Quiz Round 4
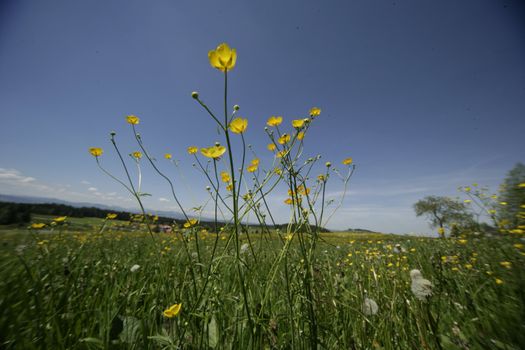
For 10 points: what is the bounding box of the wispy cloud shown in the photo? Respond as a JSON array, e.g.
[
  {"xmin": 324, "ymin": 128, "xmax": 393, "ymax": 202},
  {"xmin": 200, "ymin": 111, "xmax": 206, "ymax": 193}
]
[{"xmin": 0, "ymin": 168, "xmax": 36, "ymax": 183}]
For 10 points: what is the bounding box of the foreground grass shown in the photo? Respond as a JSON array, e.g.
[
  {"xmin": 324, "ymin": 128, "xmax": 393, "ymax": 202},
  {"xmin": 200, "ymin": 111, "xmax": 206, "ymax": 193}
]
[{"xmin": 0, "ymin": 226, "xmax": 524, "ymax": 349}]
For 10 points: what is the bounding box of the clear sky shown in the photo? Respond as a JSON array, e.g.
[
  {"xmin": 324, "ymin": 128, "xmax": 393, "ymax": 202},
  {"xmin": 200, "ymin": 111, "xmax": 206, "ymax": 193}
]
[{"xmin": 1, "ymin": 0, "xmax": 524, "ymax": 235}]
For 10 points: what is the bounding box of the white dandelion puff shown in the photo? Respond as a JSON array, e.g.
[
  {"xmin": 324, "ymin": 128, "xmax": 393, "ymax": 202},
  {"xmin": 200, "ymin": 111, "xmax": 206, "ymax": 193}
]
[
  {"xmin": 130, "ymin": 264, "xmax": 140, "ymax": 273},
  {"xmin": 362, "ymin": 297, "xmax": 379, "ymax": 316},
  {"xmin": 410, "ymin": 269, "xmax": 433, "ymax": 300}
]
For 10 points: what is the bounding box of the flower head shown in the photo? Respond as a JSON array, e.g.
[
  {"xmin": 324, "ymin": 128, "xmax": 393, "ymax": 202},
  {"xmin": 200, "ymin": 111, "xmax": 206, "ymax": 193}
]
[
  {"xmin": 342, "ymin": 157, "xmax": 353, "ymax": 165},
  {"xmin": 292, "ymin": 119, "xmax": 305, "ymax": 129},
  {"xmin": 163, "ymin": 303, "xmax": 182, "ymax": 318},
  {"xmin": 267, "ymin": 116, "xmax": 283, "ymax": 127},
  {"xmin": 126, "ymin": 115, "xmax": 140, "ymax": 125},
  {"xmin": 229, "ymin": 117, "xmax": 248, "ymax": 134},
  {"xmin": 410, "ymin": 269, "xmax": 433, "ymax": 301},
  {"xmin": 53, "ymin": 216, "xmax": 67, "ymax": 223},
  {"xmin": 362, "ymin": 297, "xmax": 379, "ymax": 316},
  {"xmin": 183, "ymin": 219, "xmax": 198, "ymax": 228},
  {"xmin": 297, "ymin": 131, "xmax": 305, "ymax": 140},
  {"xmin": 106, "ymin": 213, "xmax": 118, "ymax": 220},
  {"xmin": 132, "ymin": 151, "xmax": 142, "ymax": 159},
  {"xmin": 30, "ymin": 223, "xmax": 46, "ymax": 230},
  {"xmin": 200, "ymin": 145, "xmax": 226, "ymax": 159},
  {"xmin": 309, "ymin": 107, "xmax": 321, "ymax": 117},
  {"xmin": 278, "ymin": 134, "xmax": 291, "ymax": 145},
  {"xmin": 208, "ymin": 43, "xmax": 237, "ymax": 72},
  {"xmin": 267, "ymin": 143, "xmax": 276, "ymax": 152},
  {"xmin": 220, "ymin": 171, "xmax": 231, "ymax": 183},
  {"xmin": 164, "ymin": 153, "xmax": 172, "ymax": 159},
  {"xmin": 89, "ymin": 147, "xmax": 103, "ymax": 157},
  {"xmin": 247, "ymin": 164, "xmax": 258, "ymax": 173},
  {"xmin": 187, "ymin": 146, "xmax": 198, "ymax": 155}
]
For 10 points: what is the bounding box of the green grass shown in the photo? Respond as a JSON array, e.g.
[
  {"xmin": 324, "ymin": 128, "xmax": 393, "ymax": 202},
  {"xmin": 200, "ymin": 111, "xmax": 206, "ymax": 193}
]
[{"xmin": 0, "ymin": 220, "xmax": 524, "ymax": 349}]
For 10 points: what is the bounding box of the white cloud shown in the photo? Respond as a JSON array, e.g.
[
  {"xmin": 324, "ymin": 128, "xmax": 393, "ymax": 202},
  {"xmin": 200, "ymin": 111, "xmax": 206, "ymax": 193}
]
[
  {"xmin": 81, "ymin": 180, "xmax": 91, "ymax": 185},
  {"xmin": 159, "ymin": 197, "xmax": 170, "ymax": 202},
  {"xmin": 87, "ymin": 187, "xmax": 98, "ymax": 192},
  {"xmin": 0, "ymin": 168, "xmax": 36, "ymax": 183}
]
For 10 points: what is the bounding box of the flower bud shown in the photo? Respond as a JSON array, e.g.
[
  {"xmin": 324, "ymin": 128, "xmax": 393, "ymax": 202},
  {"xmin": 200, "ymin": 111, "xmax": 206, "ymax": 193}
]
[
  {"xmin": 325, "ymin": 162, "xmax": 332, "ymax": 168},
  {"xmin": 191, "ymin": 91, "xmax": 199, "ymax": 99},
  {"xmin": 110, "ymin": 131, "xmax": 116, "ymax": 136},
  {"xmin": 233, "ymin": 105, "xmax": 240, "ymax": 111}
]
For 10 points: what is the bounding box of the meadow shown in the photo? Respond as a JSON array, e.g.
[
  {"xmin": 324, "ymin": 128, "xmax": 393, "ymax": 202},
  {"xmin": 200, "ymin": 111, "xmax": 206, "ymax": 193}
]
[
  {"xmin": 2, "ymin": 42, "xmax": 523, "ymax": 350},
  {"xmin": 1, "ymin": 217, "xmax": 524, "ymax": 349}
]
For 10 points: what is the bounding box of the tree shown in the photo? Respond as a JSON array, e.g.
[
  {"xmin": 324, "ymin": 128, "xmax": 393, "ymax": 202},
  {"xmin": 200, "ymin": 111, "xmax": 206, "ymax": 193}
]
[
  {"xmin": 414, "ymin": 196, "xmax": 474, "ymax": 237},
  {"xmin": 498, "ymin": 163, "xmax": 525, "ymax": 229}
]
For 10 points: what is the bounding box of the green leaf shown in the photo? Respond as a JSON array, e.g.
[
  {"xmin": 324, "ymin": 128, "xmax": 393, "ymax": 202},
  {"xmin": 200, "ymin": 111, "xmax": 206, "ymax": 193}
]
[{"xmin": 208, "ymin": 316, "xmax": 219, "ymax": 348}]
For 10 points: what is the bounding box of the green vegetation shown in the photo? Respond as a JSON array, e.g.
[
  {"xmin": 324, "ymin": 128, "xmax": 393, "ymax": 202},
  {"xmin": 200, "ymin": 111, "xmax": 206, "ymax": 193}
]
[
  {"xmin": 498, "ymin": 163, "xmax": 525, "ymax": 228},
  {"xmin": 1, "ymin": 219, "xmax": 524, "ymax": 349}
]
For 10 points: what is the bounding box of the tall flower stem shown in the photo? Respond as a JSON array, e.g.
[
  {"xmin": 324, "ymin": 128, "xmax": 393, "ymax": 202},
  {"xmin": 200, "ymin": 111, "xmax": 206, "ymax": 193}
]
[{"xmin": 222, "ymin": 70, "xmax": 254, "ymax": 334}]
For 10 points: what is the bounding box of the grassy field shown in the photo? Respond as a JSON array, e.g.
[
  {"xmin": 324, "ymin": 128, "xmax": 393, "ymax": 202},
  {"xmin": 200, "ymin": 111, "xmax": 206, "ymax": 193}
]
[{"xmin": 0, "ymin": 218, "xmax": 524, "ymax": 349}]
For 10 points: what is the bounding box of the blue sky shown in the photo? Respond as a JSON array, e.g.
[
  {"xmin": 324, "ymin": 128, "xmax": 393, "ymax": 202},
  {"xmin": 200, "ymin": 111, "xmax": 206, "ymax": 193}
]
[{"xmin": 1, "ymin": 0, "xmax": 524, "ymax": 234}]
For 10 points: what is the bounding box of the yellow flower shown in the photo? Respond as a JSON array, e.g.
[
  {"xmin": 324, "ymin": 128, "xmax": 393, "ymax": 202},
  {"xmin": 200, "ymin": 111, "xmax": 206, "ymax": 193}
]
[
  {"xmin": 132, "ymin": 151, "xmax": 142, "ymax": 159},
  {"xmin": 187, "ymin": 146, "xmax": 198, "ymax": 155},
  {"xmin": 342, "ymin": 157, "xmax": 353, "ymax": 165},
  {"xmin": 30, "ymin": 223, "xmax": 46, "ymax": 229},
  {"xmin": 317, "ymin": 174, "xmax": 326, "ymax": 182},
  {"xmin": 518, "ymin": 183, "xmax": 525, "ymax": 188},
  {"xmin": 247, "ymin": 164, "xmax": 258, "ymax": 173},
  {"xmin": 276, "ymin": 150, "xmax": 288, "ymax": 158},
  {"xmin": 278, "ymin": 134, "xmax": 290, "ymax": 145},
  {"xmin": 229, "ymin": 117, "xmax": 248, "ymax": 134},
  {"xmin": 464, "ymin": 187, "xmax": 471, "ymax": 192},
  {"xmin": 487, "ymin": 209, "xmax": 496, "ymax": 215},
  {"xmin": 292, "ymin": 119, "xmax": 305, "ymax": 129},
  {"xmin": 457, "ymin": 239, "xmax": 468, "ymax": 245},
  {"xmin": 513, "ymin": 243, "xmax": 523, "ymax": 249},
  {"xmin": 89, "ymin": 147, "xmax": 103, "ymax": 157},
  {"xmin": 226, "ymin": 183, "xmax": 233, "ymax": 191},
  {"xmin": 267, "ymin": 143, "xmax": 276, "ymax": 152},
  {"xmin": 53, "ymin": 216, "xmax": 67, "ymax": 223},
  {"xmin": 495, "ymin": 278, "xmax": 504, "ymax": 285},
  {"xmin": 208, "ymin": 43, "xmax": 237, "ymax": 72},
  {"xmin": 274, "ymin": 168, "xmax": 282, "ymax": 175},
  {"xmin": 164, "ymin": 153, "xmax": 172, "ymax": 159},
  {"xmin": 250, "ymin": 158, "xmax": 260, "ymax": 166},
  {"xmin": 297, "ymin": 131, "xmax": 305, "ymax": 140},
  {"xmin": 285, "ymin": 233, "xmax": 293, "ymax": 241},
  {"xmin": 500, "ymin": 202, "xmax": 508, "ymax": 206},
  {"xmin": 464, "ymin": 199, "xmax": 472, "ymax": 204},
  {"xmin": 126, "ymin": 115, "xmax": 140, "ymax": 125},
  {"xmin": 500, "ymin": 261, "xmax": 512, "ymax": 269},
  {"xmin": 220, "ymin": 171, "xmax": 231, "ymax": 183},
  {"xmin": 438, "ymin": 227, "xmax": 445, "ymax": 235},
  {"xmin": 163, "ymin": 303, "xmax": 182, "ymax": 318},
  {"xmin": 284, "ymin": 198, "xmax": 293, "ymax": 205},
  {"xmin": 106, "ymin": 213, "xmax": 118, "ymax": 220},
  {"xmin": 183, "ymin": 219, "xmax": 198, "ymax": 228},
  {"xmin": 309, "ymin": 107, "xmax": 321, "ymax": 117},
  {"xmin": 297, "ymin": 185, "xmax": 310, "ymax": 196},
  {"xmin": 200, "ymin": 145, "xmax": 226, "ymax": 159},
  {"xmin": 266, "ymin": 116, "xmax": 283, "ymax": 127}
]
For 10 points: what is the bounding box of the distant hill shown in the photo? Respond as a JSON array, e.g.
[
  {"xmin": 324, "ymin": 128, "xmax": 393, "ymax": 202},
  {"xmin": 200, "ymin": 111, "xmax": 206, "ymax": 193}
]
[
  {"xmin": 346, "ymin": 228, "xmax": 380, "ymax": 233},
  {"xmin": 0, "ymin": 194, "xmax": 185, "ymax": 220}
]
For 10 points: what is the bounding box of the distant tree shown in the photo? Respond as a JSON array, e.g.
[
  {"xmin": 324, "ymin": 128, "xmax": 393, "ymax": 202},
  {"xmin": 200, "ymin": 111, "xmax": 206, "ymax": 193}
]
[
  {"xmin": 414, "ymin": 196, "xmax": 474, "ymax": 237},
  {"xmin": 498, "ymin": 163, "xmax": 525, "ymax": 229}
]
